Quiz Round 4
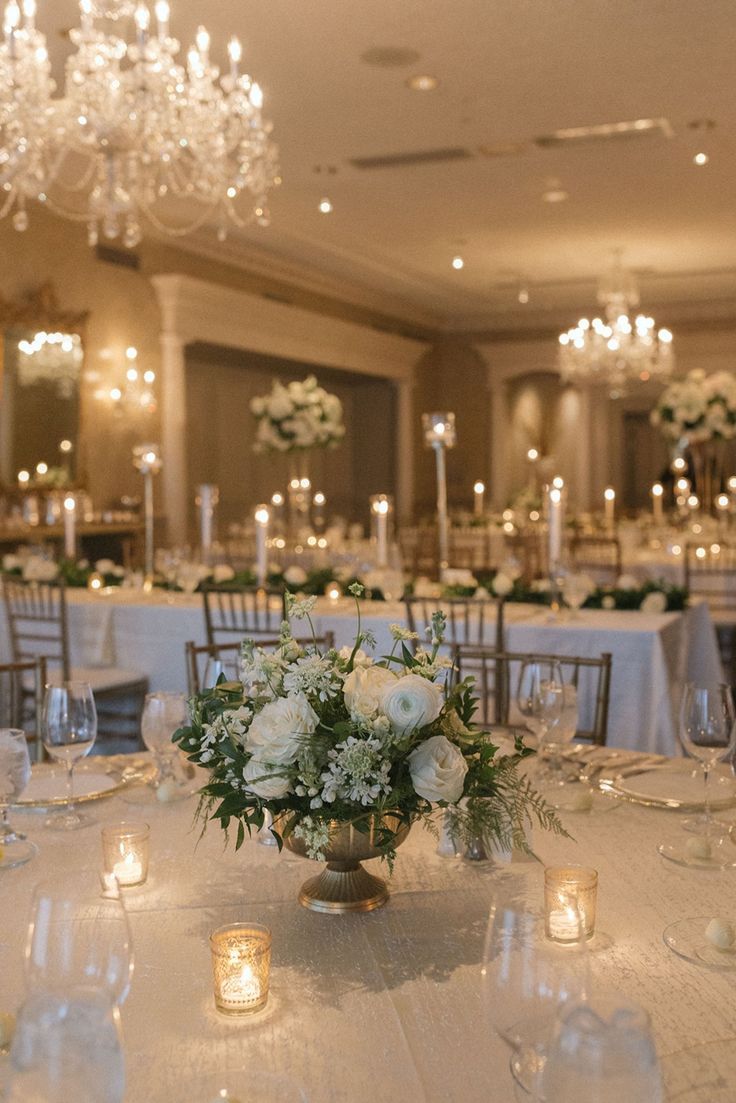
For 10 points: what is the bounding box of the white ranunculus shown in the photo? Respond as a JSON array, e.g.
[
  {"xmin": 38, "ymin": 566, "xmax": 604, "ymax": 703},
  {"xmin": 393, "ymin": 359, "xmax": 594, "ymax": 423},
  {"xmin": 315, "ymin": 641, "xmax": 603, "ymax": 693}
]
[
  {"xmin": 640, "ymin": 590, "xmax": 667, "ymax": 614},
  {"xmin": 245, "ymin": 693, "xmax": 318, "ymax": 765},
  {"xmin": 95, "ymin": 558, "xmax": 116, "ymax": 574},
  {"xmin": 243, "ymin": 757, "xmax": 292, "ymax": 799},
  {"xmin": 343, "ymin": 665, "xmax": 397, "ymax": 718},
  {"xmin": 268, "ymin": 389, "xmax": 294, "ymax": 420},
  {"xmin": 382, "ymin": 673, "xmax": 443, "ymax": 735},
  {"xmin": 284, "ymin": 565, "xmax": 308, "ymax": 586},
  {"xmin": 491, "ymin": 571, "xmax": 514, "ymax": 596},
  {"xmin": 602, "ymin": 594, "xmax": 616, "ymax": 609},
  {"xmin": 408, "ymin": 735, "xmax": 468, "ymax": 803}
]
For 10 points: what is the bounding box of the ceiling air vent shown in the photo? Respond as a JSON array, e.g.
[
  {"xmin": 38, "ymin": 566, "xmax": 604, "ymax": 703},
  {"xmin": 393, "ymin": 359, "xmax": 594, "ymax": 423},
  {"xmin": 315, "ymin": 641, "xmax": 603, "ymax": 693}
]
[
  {"xmin": 348, "ymin": 147, "xmax": 471, "ymax": 170},
  {"xmin": 535, "ymin": 117, "xmax": 673, "ymax": 149}
]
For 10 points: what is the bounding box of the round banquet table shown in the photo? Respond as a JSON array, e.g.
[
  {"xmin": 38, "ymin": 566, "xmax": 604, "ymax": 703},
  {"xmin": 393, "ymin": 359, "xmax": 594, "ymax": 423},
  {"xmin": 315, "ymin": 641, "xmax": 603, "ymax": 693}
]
[{"xmin": 2, "ymin": 755, "xmax": 736, "ymax": 1102}]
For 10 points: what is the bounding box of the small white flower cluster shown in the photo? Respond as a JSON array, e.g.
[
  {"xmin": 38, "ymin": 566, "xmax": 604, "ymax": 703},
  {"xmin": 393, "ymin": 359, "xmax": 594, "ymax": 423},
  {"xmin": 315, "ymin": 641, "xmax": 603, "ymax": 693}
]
[
  {"xmin": 250, "ymin": 374, "xmax": 345, "ymax": 453},
  {"xmin": 320, "ymin": 736, "xmax": 392, "ymax": 806},
  {"xmin": 651, "ymin": 369, "xmax": 736, "ymax": 444},
  {"xmin": 292, "ymin": 816, "xmax": 332, "ymax": 862},
  {"xmin": 283, "ymin": 654, "xmax": 343, "ymax": 703}
]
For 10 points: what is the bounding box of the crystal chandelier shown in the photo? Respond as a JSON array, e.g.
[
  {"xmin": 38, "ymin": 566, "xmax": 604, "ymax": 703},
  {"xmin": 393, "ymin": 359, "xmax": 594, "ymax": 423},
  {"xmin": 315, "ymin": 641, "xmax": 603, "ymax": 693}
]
[
  {"xmin": 558, "ymin": 255, "xmax": 674, "ymax": 395},
  {"xmin": 0, "ymin": 0, "xmax": 279, "ymax": 247}
]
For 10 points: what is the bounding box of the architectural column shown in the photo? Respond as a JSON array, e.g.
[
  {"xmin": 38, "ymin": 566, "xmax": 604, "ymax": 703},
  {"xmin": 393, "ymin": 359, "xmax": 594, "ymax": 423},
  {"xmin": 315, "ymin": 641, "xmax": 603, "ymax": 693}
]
[
  {"xmin": 489, "ymin": 378, "xmax": 510, "ymax": 508},
  {"xmin": 394, "ymin": 376, "xmax": 415, "ymax": 522},
  {"xmin": 159, "ymin": 331, "xmax": 188, "ymax": 545}
]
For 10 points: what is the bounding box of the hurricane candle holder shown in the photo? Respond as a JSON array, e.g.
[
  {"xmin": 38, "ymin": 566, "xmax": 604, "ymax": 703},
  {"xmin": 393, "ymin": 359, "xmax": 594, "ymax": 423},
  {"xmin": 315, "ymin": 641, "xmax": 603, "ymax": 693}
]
[
  {"xmin": 210, "ymin": 923, "xmax": 271, "ymax": 1015},
  {"xmin": 544, "ymin": 865, "xmax": 598, "ymax": 942},
  {"xmin": 101, "ymin": 822, "xmax": 150, "ymax": 887},
  {"xmin": 422, "ymin": 412, "xmax": 456, "ymax": 577}
]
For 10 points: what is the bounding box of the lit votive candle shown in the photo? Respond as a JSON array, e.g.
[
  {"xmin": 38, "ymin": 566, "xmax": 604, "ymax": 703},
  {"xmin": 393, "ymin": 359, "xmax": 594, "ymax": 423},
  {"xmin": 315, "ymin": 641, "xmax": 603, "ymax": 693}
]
[
  {"xmin": 210, "ymin": 923, "xmax": 271, "ymax": 1015},
  {"xmin": 102, "ymin": 822, "xmax": 150, "ymax": 887},
  {"xmin": 544, "ymin": 866, "xmax": 598, "ymax": 942}
]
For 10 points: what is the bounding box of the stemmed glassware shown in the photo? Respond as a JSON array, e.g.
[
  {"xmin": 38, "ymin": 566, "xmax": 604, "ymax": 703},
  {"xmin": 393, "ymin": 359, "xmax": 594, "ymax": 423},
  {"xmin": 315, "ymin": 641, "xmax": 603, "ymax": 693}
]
[
  {"xmin": 42, "ymin": 682, "xmax": 97, "ymax": 830},
  {"xmin": 516, "ymin": 660, "xmax": 564, "ymax": 780},
  {"xmin": 481, "ymin": 875, "xmax": 589, "ymax": 1098},
  {"xmin": 0, "ymin": 728, "xmax": 36, "ymax": 869},
  {"xmin": 127, "ymin": 691, "xmax": 192, "ymax": 803},
  {"xmin": 658, "ymin": 684, "xmax": 736, "ymax": 869},
  {"xmin": 25, "ymin": 869, "xmax": 134, "ymax": 1007},
  {"xmin": 561, "ymin": 571, "xmax": 593, "ymax": 619}
]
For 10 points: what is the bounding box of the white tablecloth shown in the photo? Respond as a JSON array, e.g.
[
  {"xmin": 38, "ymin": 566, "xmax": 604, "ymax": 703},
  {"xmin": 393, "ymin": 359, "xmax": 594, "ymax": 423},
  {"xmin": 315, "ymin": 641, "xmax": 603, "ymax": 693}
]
[
  {"xmin": 2, "ymin": 757, "xmax": 736, "ymax": 1102},
  {"xmin": 0, "ymin": 591, "xmax": 723, "ymax": 756}
]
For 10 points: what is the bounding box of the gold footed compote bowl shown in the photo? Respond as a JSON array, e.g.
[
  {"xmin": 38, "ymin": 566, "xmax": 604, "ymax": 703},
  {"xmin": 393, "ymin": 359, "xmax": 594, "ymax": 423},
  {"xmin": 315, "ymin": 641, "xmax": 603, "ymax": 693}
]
[{"xmin": 281, "ymin": 814, "xmax": 411, "ymax": 913}]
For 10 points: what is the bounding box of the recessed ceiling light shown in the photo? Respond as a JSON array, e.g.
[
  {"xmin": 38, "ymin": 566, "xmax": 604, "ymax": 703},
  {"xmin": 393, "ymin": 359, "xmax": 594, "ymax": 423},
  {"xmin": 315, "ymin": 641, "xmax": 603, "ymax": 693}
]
[
  {"xmin": 451, "ymin": 255, "xmax": 464, "ymax": 270},
  {"xmin": 318, "ymin": 197, "xmax": 333, "ymax": 214},
  {"xmin": 693, "ymin": 151, "xmax": 709, "ymax": 166},
  {"xmin": 406, "ymin": 74, "xmax": 439, "ymax": 92},
  {"xmin": 542, "ymin": 187, "xmax": 569, "ymax": 203}
]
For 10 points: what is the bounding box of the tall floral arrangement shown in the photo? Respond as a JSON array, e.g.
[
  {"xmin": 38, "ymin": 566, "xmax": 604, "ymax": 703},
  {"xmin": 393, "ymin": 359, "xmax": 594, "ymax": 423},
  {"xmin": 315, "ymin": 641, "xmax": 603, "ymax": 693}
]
[
  {"xmin": 174, "ymin": 586, "xmax": 564, "ymax": 864},
  {"xmin": 250, "ymin": 374, "xmax": 345, "ymax": 453},
  {"xmin": 650, "ymin": 369, "xmax": 736, "ymax": 445}
]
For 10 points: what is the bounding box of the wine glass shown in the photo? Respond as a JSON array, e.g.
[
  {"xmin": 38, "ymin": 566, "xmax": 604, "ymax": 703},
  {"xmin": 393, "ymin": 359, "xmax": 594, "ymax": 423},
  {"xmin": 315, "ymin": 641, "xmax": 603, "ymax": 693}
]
[
  {"xmin": 25, "ymin": 869, "xmax": 133, "ymax": 1007},
  {"xmin": 203, "ymin": 655, "xmax": 239, "ymax": 689},
  {"xmin": 0, "ymin": 728, "xmax": 37, "ymax": 869},
  {"xmin": 140, "ymin": 692, "xmax": 190, "ymax": 798},
  {"xmin": 681, "ymin": 685, "xmax": 736, "ymax": 836},
  {"xmin": 561, "ymin": 572, "xmax": 593, "ymax": 619},
  {"xmin": 42, "ymin": 682, "xmax": 97, "ymax": 830},
  {"xmin": 539, "ymin": 684, "xmax": 578, "ymax": 791},
  {"xmin": 658, "ymin": 685, "xmax": 736, "ymax": 869},
  {"xmin": 516, "ymin": 660, "xmax": 564, "ymax": 780},
  {"xmin": 6, "ymin": 989, "xmax": 125, "ymax": 1103},
  {"xmin": 481, "ymin": 875, "xmax": 589, "ymax": 1097}
]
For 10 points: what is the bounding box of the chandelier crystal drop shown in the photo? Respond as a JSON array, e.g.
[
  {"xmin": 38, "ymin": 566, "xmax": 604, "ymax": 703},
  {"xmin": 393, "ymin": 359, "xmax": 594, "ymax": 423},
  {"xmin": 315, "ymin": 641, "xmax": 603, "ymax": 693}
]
[
  {"xmin": 558, "ymin": 255, "xmax": 674, "ymax": 396},
  {"xmin": 0, "ymin": 0, "xmax": 279, "ymax": 246}
]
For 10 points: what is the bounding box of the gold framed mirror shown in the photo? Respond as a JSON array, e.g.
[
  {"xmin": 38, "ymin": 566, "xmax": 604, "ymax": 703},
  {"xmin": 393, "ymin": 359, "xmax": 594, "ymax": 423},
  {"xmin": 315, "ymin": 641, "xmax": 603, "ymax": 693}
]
[{"xmin": 0, "ymin": 284, "xmax": 88, "ymax": 490}]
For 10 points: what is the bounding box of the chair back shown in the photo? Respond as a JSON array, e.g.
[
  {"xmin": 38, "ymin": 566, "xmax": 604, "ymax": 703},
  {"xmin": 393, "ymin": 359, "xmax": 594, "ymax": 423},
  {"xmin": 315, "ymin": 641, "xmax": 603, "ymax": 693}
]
[
  {"xmin": 570, "ymin": 536, "xmax": 622, "ymax": 585},
  {"xmin": 506, "ymin": 532, "xmax": 545, "ymax": 585},
  {"xmin": 684, "ymin": 542, "xmax": 736, "ymax": 612},
  {"xmin": 405, "ymin": 596, "xmax": 505, "ymax": 651},
  {"xmin": 2, "ymin": 577, "xmax": 70, "ymax": 679},
  {"xmin": 0, "ymin": 656, "xmax": 47, "ymax": 761},
  {"xmin": 454, "ymin": 644, "xmax": 612, "ymax": 744},
  {"xmin": 186, "ymin": 632, "xmax": 336, "ymax": 696},
  {"xmin": 201, "ymin": 585, "xmax": 286, "ymax": 646}
]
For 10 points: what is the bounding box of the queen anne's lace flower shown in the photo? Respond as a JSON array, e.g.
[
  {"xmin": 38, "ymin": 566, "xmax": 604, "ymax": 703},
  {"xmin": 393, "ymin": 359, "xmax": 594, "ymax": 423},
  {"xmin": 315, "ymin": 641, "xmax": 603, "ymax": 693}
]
[
  {"xmin": 283, "ymin": 654, "xmax": 343, "ymax": 703},
  {"xmin": 320, "ymin": 736, "xmax": 392, "ymax": 806}
]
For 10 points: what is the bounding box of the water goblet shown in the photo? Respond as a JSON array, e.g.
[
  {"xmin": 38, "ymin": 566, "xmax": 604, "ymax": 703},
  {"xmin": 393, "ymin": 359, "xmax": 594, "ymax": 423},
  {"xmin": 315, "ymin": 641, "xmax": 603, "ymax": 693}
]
[
  {"xmin": 540, "ymin": 684, "xmax": 578, "ymax": 790},
  {"xmin": 140, "ymin": 691, "xmax": 191, "ymax": 800},
  {"xmin": 516, "ymin": 660, "xmax": 564, "ymax": 778},
  {"xmin": 6, "ymin": 988, "xmax": 125, "ymax": 1103},
  {"xmin": 541, "ymin": 993, "xmax": 663, "ymax": 1102},
  {"xmin": 0, "ymin": 728, "xmax": 37, "ymax": 869},
  {"xmin": 42, "ymin": 682, "xmax": 97, "ymax": 830},
  {"xmin": 25, "ymin": 869, "xmax": 133, "ymax": 1007}
]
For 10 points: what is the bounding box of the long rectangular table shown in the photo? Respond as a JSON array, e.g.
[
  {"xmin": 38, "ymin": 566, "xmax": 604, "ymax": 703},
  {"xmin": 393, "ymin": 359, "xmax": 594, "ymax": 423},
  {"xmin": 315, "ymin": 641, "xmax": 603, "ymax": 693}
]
[
  {"xmin": 1, "ymin": 755, "xmax": 735, "ymax": 1102},
  {"xmin": 0, "ymin": 589, "xmax": 723, "ymax": 756}
]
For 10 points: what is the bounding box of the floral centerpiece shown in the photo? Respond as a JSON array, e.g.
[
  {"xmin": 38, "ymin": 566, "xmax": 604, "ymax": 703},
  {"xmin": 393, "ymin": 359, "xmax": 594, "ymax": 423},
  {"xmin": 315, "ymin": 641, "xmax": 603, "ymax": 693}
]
[
  {"xmin": 250, "ymin": 374, "xmax": 345, "ymax": 453},
  {"xmin": 174, "ymin": 586, "xmax": 565, "ymax": 913},
  {"xmin": 650, "ymin": 369, "xmax": 736, "ymax": 445}
]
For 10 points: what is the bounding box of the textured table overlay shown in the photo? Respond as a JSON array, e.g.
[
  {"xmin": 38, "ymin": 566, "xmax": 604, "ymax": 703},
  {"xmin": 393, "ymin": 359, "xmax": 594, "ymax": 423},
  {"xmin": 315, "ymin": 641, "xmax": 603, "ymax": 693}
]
[{"xmin": 2, "ymin": 757, "xmax": 736, "ymax": 1102}]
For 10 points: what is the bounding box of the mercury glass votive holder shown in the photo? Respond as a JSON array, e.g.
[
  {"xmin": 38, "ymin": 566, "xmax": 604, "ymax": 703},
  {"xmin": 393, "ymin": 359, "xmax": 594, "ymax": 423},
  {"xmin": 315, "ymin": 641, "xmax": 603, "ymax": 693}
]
[
  {"xmin": 544, "ymin": 866, "xmax": 598, "ymax": 942},
  {"xmin": 210, "ymin": 923, "xmax": 271, "ymax": 1015},
  {"xmin": 101, "ymin": 822, "xmax": 150, "ymax": 887}
]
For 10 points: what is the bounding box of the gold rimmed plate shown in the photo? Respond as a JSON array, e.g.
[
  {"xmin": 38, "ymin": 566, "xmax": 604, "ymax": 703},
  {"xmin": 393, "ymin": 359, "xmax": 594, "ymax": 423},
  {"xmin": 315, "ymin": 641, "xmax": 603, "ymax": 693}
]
[
  {"xmin": 663, "ymin": 917, "xmax": 736, "ymax": 970},
  {"xmin": 598, "ymin": 761, "xmax": 736, "ymax": 812},
  {"xmin": 12, "ymin": 756, "xmax": 156, "ymax": 810}
]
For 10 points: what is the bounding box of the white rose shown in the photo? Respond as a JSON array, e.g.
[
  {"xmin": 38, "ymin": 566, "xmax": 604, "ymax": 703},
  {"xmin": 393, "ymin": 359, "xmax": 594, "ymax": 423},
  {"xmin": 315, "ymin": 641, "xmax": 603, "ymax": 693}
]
[
  {"xmin": 602, "ymin": 595, "xmax": 616, "ymax": 609},
  {"xmin": 245, "ymin": 693, "xmax": 318, "ymax": 765},
  {"xmin": 343, "ymin": 665, "xmax": 397, "ymax": 718},
  {"xmin": 408, "ymin": 735, "xmax": 468, "ymax": 803},
  {"xmin": 284, "ymin": 565, "xmax": 308, "ymax": 586},
  {"xmin": 2, "ymin": 554, "xmax": 21, "ymax": 571},
  {"xmin": 268, "ymin": 389, "xmax": 294, "ymax": 420},
  {"xmin": 22, "ymin": 556, "xmax": 58, "ymax": 582},
  {"xmin": 491, "ymin": 571, "xmax": 514, "ymax": 596},
  {"xmin": 338, "ymin": 646, "xmax": 373, "ymax": 669},
  {"xmin": 213, "ymin": 564, "xmax": 235, "ymax": 583},
  {"xmin": 243, "ymin": 758, "xmax": 292, "ymax": 799},
  {"xmin": 640, "ymin": 590, "xmax": 667, "ymax": 614},
  {"xmin": 95, "ymin": 558, "xmax": 116, "ymax": 574},
  {"xmin": 382, "ymin": 673, "xmax": 443, "ymax": 735},
  {"xmin": 615, "ymin": 574, "xmax": 639, "ymax": 590}
]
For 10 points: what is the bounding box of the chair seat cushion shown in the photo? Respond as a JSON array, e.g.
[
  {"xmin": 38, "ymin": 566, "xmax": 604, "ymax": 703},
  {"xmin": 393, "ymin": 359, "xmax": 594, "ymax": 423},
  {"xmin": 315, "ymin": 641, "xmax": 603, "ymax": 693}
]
[{"xmin": 47, "ymin": 667, "xmax": 148, "ymax": 694}]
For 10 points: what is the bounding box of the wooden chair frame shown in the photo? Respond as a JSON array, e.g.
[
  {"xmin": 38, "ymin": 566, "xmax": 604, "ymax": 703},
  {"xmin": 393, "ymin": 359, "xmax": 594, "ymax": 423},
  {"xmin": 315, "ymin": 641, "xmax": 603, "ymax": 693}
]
[
  {"xmin": 201, "ymin": 585, "xmax": 287, "ymax": 647},
  {"xmin": 404, "ymin": 595, "xmax": 505, "ymax": 652},
  {"xmin": 453, "ymin": 644, "xmax": 613, "ymax": 744},
  {"xmin": 0, "ymin": 656, "xmax": 46, "ymax": 761},
  {"xmin": 186, "ymin": 632, "xmax": 336, "ymax": 696}
]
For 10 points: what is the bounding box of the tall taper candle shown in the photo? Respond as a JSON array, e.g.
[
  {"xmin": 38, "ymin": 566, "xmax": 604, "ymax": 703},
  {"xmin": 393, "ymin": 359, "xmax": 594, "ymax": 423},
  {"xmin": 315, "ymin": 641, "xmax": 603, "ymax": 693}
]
[
  {"xmin": 254, "ymin": 505, "xmax": 269, "ymax": 587},
  {"xmin": 63, "ymin": 494, "xmax": 76, "ymax": 559}
]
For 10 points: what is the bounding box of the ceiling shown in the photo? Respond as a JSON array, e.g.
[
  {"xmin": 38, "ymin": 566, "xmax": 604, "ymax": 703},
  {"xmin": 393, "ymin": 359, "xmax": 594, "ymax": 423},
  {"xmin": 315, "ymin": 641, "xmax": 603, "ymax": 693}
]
[{"xmin": 45, "ymin": 0, "xmax": 736, "ymax": 334}]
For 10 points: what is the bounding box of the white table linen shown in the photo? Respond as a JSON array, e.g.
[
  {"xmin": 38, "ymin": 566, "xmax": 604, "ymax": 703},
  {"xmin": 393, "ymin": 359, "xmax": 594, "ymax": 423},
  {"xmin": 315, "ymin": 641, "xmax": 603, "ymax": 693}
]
[
  {"xmin": 0, "ymin": 591, "xmax": 722, "ymax": 756},
  {"xmin": 2, "ymin": 758, "xmax": 736, "ymax": 1102}
]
